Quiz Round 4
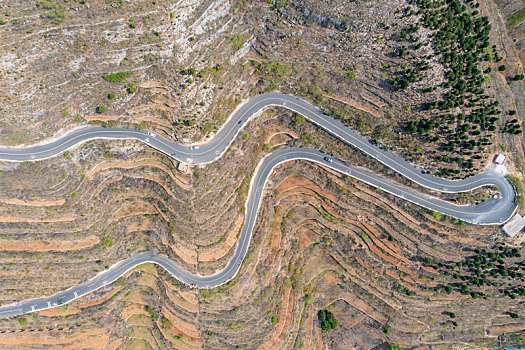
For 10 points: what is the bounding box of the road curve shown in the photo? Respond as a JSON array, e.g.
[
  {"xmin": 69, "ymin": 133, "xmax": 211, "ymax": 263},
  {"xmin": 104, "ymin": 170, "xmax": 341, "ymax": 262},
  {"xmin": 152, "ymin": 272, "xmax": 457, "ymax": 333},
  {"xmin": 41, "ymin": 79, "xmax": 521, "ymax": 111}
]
[{"xmin": 0, "ymin": 92, "xmax": 517, "ymax": 319}]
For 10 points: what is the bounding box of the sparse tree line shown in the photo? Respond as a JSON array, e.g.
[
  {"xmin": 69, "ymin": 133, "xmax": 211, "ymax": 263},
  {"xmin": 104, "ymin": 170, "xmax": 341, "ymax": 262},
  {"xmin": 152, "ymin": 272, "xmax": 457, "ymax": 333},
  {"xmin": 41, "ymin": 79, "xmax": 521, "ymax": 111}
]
[
  {"xmin": 390, "ymin": 0, "xmax": 522, "ymax": 177},
  {"xmin": 424, "ymin": 245, "xmax": 525, "ymax": 302}
]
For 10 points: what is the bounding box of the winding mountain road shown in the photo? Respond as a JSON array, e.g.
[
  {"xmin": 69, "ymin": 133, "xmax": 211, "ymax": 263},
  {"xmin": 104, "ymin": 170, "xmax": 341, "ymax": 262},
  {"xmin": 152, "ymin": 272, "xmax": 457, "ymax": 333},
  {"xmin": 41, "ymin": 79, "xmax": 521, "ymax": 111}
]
[{"xmin": 0, "ymin": 92, "xmax": 517, "ymax": 319}]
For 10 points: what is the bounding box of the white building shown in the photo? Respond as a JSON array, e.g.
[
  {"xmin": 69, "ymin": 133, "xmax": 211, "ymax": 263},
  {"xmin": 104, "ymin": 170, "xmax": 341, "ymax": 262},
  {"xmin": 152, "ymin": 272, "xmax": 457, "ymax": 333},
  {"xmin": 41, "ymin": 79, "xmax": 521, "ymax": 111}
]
[
  {"xmin": 494, "ymin": 154, "xmax": 506, "ymax": 165},
  {"xmin": 502, "ymin": 214, "xmax": 525, "ymax": 238}
]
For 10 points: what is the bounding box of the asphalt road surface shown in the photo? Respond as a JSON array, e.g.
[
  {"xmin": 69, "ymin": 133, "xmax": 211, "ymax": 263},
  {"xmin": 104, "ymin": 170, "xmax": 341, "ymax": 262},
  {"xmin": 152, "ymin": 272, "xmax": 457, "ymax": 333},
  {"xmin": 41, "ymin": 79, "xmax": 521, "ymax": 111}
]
[{"xmin": 0, "ymin": 92, "xmax": 517, "ymax": 319}]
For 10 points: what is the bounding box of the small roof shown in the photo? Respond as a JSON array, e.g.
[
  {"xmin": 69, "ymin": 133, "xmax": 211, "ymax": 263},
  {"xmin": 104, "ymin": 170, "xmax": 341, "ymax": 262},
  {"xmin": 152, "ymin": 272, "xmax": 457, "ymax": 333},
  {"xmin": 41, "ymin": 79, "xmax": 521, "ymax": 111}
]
[
  {"xmin": 178, "ymin": 162, "xmax": 189, "ymax": 173},
  {"xmin": 494, "ymin": 154, "xmax": 506, "ymax": 164},
  {"xmin": 502, "ymin": 214, "xmax": 525, "ymax": 238}
]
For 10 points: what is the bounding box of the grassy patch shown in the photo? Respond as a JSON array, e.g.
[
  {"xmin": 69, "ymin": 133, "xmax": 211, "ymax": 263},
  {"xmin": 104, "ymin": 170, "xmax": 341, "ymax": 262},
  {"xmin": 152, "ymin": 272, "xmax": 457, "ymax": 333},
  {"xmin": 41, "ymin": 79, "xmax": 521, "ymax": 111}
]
[
  {"xmin": 508, "ymin": 8, "xmax": 525, "ymax": 28},
  {"xmin": 506, "ymin": 175, "xmax": 525, "ymax": 208},
  {"xmin": 125, "ymin": 339, "xmax": 149, "ymax": 350},
  {"xmin": 39, "ymin": 0, "xmax": 66, "ymax": 24},
  {"xmin": 103, "ymin": 71, "xmax": 132, "ymax": 83},
  {"xmin": 103, "ymin": 238, "xmax": 114, "ymax": 247},
  {"xmin": 145, "ymin": 305, "xmax": 159, "ymax": 321},
  {"xmin": 0, "ymin": 131, "xmax": 32, "ymax": 146},
  {"xmin": 161, "ymin": 317, "xmax": 173, "ymax": 329}
]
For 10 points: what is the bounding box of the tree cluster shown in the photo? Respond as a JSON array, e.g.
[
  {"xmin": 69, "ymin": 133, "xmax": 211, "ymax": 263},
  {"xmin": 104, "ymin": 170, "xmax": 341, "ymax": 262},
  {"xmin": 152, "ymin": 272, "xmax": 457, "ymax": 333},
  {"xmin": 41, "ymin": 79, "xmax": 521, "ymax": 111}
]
[
  {"xmin": 392, "ymin": 0, "xmax": 507, "ymax": 177},
  {"xmin": 433, "ymin": 246, "xmax": 525, "ymax": 300},
  {"xmin": 503, "ymin": 119, "xmax": 523, "ymax": 135},
  {"xmin": 317, "ymin": 309, "xmax": 338, "ymax": 332}
]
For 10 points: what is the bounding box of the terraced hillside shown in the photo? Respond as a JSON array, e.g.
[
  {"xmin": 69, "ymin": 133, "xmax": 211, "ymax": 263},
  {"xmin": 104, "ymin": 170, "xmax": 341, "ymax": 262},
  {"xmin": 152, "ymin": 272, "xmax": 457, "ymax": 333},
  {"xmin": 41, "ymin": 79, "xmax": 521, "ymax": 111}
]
[
  {"xmin": 0, "ymin": 0, "xmax": 524, "ymax": 349},
  {"xmin": 0, "ymin": 107, "xmax": 521, "ymax": 348}
]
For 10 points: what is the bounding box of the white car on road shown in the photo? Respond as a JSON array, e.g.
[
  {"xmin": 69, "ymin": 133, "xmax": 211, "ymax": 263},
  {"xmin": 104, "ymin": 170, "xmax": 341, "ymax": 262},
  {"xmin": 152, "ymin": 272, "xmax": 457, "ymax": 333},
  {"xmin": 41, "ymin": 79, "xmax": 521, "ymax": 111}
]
[
  {"xmin": 190, "ymin": 146, "xmax": 200, "ymax": 150},
  {"xmin": 147, "ymin": 132, "xmax": 156, "ymax": 137}
]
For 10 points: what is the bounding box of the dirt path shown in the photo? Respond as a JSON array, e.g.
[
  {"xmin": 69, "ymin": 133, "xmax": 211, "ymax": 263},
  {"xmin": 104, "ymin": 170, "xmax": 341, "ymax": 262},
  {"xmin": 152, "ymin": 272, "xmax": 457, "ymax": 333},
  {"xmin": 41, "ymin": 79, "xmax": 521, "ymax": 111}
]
[
  {"xmin": 0, "ymin": 235, "xmax": 99, "ymax": 252},
  {"xmin": 0, "ymin": 198, "xmax": 65, "ymax": 207},
  {"xmin": 0, "ymin": 215, "xmax": 75, "ymax": 223},
  {"xmin": 0, "ymin": 328, "xmax": 110, "ymax": 348},
  {"xmin": 322, "ymin": 93, "xmax": 382, "ymax": 118}
]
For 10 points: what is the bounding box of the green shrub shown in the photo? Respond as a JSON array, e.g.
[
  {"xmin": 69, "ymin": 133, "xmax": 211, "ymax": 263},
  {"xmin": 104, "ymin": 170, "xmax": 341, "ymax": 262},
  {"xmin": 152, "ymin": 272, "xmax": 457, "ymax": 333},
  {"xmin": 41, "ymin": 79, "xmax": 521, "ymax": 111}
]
[
  {"xmin": 162, "ymin": 317, "xmax": 173, "ymax": 328},
  {"xmin": 294, "ymin": 338, "xmax": 304, "ymax": 348},
  {"xmin": 96, "ymin": 105, "xmax": 107, "ymax": 114},
  {"xmin": 304, "ymin": 294, "xmax": 314, "ymax": 305},
  {"xmin": 388, "ymin": 344, "xmax": 404, "ymax": 350},
  {"xmin": 508, "ymin": 8, "xmax": 525, "ymax": 28},
  {"xmin": 200, "ymin": 121, "xmax": 214, "ymax": 135},
  {"xmin": 264, "ymin": 61, "xmax": 292, "ymax": 77},
  {"xmin": 309, "ymin": 86, "xmax": 322, "ymax": 96},
  {"xmin": 136, "ymin": 122, "xmax": 148, "ymax": 131},
  {"xmin": 126, "ymin": 82, "xmax": 137, "ymax": 94},
  {"xmin": 108, "ymin": 93, "xmax": 115, "ymax": 99},
  {"xmin": 103, "ymin": 238, "xmax": 114, "ymax": 247},
  {"xmin": 103, "ymin": 71, "xmax": 132, "ymax": 83},
  {"xmin": 145, "ymin": 306, "xmax": 159, "ymax": 321},
  {"xmin": 293, "ymin": 114, "xmax": 306, "ymax": 126}
]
